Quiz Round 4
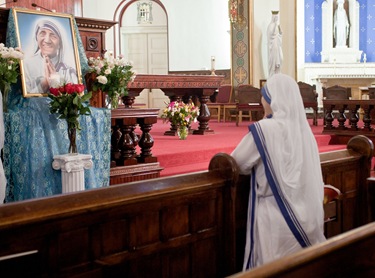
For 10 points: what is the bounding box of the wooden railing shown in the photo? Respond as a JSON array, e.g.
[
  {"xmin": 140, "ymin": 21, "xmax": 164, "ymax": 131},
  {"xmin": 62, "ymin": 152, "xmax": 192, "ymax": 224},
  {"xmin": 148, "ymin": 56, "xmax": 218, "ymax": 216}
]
[
  {"xmin": 110, "ymin": 108, "xmax": 163, "ymax": 185},
  {"xmin": 323, "ymin": 99, "xmax": 375, "ymax": 145}
]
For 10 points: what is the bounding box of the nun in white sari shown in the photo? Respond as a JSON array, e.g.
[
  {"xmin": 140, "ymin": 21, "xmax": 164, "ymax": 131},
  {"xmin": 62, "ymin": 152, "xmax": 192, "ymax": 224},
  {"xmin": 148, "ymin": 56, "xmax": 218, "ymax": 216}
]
[{"xmin": 231, "ymin": 73, "xmax": 326, "ymax": 270}]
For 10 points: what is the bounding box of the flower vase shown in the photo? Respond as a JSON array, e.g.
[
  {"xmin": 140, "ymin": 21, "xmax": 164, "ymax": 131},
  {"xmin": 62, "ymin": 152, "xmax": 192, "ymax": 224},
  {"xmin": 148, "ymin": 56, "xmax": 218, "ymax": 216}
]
[
  {"xmin": 177, "ymin": 126, "xmax": 188, "ymax": 140},
  {"xmin": 67, "ymin": 125, "xmax": 78, "ymax": 154},
  {"xmin": 107, "ymin": 93, "xmax": 120, "ymax": 110},
  {"xmin": 1, "ymin": 83, "xmax": 10, "ymax": 113}
]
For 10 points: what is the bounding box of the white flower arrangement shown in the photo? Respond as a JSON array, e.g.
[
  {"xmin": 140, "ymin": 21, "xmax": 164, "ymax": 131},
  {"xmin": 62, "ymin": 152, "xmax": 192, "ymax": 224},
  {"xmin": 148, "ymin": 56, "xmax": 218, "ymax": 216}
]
[{"xmin": 88, "ymin": 52, "xmax": 135, "ymax": 109}]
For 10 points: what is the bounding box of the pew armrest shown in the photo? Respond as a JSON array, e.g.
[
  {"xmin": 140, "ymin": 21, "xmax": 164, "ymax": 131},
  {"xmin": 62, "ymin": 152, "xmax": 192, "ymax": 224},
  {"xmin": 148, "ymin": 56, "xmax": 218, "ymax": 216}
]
[
  {"xmin": 324, "ymin": 184, "xmax": 341, "ymax": 204},
  {"xmin": 323, "ymin": 184, "xmax": 341, "ymax": 223}
]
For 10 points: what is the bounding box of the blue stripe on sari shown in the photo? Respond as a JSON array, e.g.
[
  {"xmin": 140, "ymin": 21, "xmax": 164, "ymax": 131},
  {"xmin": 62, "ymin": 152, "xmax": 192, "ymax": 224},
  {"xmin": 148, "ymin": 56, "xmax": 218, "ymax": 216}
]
[
  {"xmin": 249, "ymin": 123, "xmax": 311, "ymax": 248},
  {"xmin": 245, "ymin": 167, "xmax": 257, "ymax": 270}
]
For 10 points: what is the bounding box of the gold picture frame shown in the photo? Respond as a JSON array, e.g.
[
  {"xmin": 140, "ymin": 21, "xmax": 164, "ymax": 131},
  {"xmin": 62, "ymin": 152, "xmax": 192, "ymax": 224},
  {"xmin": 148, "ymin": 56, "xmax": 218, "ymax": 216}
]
[{"xmin": 13, "ymin": 8, "xmax": 82, "ymax": 97}]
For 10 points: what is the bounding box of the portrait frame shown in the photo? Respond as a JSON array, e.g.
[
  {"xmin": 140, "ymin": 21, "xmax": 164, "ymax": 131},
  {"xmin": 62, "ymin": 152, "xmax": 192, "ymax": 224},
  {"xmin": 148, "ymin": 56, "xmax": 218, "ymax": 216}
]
[{"xmin": 12, "ymin": 8, "xmax": 82, "ymax": 97}]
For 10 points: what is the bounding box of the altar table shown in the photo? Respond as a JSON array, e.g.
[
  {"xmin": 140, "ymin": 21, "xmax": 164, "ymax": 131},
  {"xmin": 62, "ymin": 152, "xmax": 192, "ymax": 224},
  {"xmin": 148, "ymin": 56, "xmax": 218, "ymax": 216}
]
[{"xmin": 125, "ymin": 74, "xmax": 224, "ymax": 135}]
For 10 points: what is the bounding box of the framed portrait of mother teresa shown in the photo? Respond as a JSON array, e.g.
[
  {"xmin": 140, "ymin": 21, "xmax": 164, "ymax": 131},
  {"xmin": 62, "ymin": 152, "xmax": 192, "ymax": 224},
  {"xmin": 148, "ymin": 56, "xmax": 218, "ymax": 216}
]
[{"xmin": 13, "ymin": 8, "xmax": 82, "ymax": 97}]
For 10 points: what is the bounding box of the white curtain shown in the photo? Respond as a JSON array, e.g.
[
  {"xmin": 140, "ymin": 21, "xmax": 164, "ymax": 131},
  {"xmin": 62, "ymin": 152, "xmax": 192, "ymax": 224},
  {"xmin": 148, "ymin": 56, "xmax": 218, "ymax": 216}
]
[{"xmin": 0, "ymin": 92, "xmax": 6, "ymax": 204}]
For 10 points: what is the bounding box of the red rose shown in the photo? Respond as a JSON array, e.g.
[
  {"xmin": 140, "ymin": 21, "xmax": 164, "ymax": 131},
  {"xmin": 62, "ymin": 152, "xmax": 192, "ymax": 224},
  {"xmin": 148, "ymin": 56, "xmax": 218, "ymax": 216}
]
[
  {"xmin": 49, "ymin": 87, "xmax": 60, "ymax": 96},
  {"xmin": 58, "ymin": 85, "xmax": 66, "ymax": 94},
  {"xmin": 64, "ymin": 83, "xmax": 76, "ymax": 95},
  {"xmin": 75, "ymin": 84, "xmax": 85, "ymax": 93}
]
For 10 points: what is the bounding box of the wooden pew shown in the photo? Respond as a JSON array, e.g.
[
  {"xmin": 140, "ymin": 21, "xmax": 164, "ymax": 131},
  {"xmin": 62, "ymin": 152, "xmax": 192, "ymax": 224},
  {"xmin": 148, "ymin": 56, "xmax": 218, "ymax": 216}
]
[
  {"xmin": 0, "ymin": 153, "xmax": 240, "ymax": 278},
  {"xmin": 233, "ymin": 135, "xmax": 374, "ymax": 272},
  {"xmin": 228, "ymin": 221, "xmax": 375, "ymax": 278},
  {"xmin": 0, "ymin": 136, "xmax": 373, "ymax": 277}
]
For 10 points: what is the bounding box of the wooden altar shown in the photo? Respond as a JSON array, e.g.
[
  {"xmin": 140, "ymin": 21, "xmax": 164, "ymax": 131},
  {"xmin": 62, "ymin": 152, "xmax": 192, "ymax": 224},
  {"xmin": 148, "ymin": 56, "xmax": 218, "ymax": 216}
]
[{"xmin": 125, "ymin": 74, "xmax": 224, "ymax": 135}]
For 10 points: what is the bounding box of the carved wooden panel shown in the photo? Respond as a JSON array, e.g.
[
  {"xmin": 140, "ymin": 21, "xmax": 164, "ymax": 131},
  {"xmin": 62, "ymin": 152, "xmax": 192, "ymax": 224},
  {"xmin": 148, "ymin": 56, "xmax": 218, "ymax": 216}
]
[
  {"xmin": 6, "ymin": 0, "xmax": 82, "ymax": 16},
  {"xmin": 0, "ymin": 8, "xmax": 117, "ymax": 60},
  {"xmin": 80, "ymin": 30, "xmax": 102, "ymax": 58},
  {"xmin": 75, "ymin": 17, "xmax": 117, "ymax": 59}
]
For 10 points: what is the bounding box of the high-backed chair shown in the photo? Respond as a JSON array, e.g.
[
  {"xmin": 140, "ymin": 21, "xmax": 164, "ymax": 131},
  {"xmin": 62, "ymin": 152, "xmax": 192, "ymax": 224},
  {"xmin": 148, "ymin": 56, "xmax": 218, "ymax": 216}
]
[
  {"xmin": 368, "ymin": 86, "xmax": 375, "ymax": 99},
  {"xmin": 322, "ymin": 85, "xmax": 352, "ymax": 125},
  {"xmin": 207, "ymin": 84, "xmax": 235, "ymax": 122},
  {"xmin": 236, "ymin": 84, "xmax": 263, "ymax": 126},
  {"xmin": 366, "ymin": 87, "xmax": 375, "ymax": 124},
  {"xmin": 323, "ymin": 85, "xmax": 351, "ymax": 100},
  {"xmin": 297, "ymin": 81, "xmax": 319, "ymax": 126}
]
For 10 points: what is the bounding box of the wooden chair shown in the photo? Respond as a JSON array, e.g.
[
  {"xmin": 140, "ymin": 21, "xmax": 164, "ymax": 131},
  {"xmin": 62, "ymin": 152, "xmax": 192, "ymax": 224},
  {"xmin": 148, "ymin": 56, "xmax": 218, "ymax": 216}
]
[
  {"xmin": 323, "ymin": 85, "xmax": 351, "ymax": 100},
  {"xmin": 365, "ymin": 86, "xmax": 375, "ymax": 124},
  {"xmin": 235, "ymin": 84, "xmax": 263, "ymax": 126},
  {"xmin": 297, "ymin": 81, "xmax": 319, "ymax": 126},
  {"xmin": 368, "ymin": 86, "xmax": 375, "ymax": 99},
  {"xmin": 207, "ymin": 84, "xmax": 235, "ymax": 122},
  {"xmin": 322, "ymin": 85, "xmax": 352, "ymax": 125}
]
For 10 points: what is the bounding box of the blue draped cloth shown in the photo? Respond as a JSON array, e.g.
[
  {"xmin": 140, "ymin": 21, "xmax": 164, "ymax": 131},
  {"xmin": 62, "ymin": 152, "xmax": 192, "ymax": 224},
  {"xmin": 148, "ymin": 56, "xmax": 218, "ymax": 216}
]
[{"xmin": 3, "ymin": 9, "xmax": 111, "ymax": 202}]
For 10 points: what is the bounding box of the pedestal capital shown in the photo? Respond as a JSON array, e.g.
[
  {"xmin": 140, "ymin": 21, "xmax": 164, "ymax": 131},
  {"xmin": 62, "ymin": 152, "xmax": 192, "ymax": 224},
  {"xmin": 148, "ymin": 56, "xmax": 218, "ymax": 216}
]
[{"xmin": 52, "ymin": 154, "xmax": 93, "ymax": 173}]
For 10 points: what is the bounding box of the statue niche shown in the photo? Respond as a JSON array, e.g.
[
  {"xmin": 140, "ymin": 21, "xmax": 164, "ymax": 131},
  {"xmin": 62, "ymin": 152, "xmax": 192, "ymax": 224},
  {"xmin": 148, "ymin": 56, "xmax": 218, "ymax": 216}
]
[
  {"xmin": 333, "ymin": 0, "xmax": 349, "ymax": 48},
  {"xmin": 321, "ymin": 0, "xmax": 362, "ymax": 63}
]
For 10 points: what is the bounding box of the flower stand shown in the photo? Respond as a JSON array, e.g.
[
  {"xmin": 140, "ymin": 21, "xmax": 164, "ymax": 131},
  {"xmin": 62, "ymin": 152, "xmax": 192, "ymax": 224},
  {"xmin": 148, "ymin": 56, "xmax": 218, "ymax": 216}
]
[{"xmin": 52, "ymin": 154, "xmax": 93, "ymax": 193}]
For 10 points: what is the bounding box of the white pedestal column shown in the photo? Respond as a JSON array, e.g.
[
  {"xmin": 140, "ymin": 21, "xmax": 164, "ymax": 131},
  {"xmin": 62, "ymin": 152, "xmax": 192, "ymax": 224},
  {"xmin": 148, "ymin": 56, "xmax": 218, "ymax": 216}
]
[{"xmin": 52, "ymin": 154, "xmax": 93, "ymax": 193}]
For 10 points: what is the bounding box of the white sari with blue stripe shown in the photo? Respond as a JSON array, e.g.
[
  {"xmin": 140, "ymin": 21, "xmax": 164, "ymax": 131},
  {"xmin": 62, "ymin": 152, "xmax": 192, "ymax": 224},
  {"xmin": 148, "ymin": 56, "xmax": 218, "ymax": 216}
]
[{"xmin": 231, "ymin": 74, "xmax": 326, "ymax": 270}]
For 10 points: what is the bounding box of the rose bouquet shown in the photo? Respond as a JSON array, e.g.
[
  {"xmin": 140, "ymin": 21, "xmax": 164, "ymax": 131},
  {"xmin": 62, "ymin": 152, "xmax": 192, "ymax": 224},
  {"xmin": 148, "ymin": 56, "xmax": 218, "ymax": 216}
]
[
  {"xmin": 48, "ymin": 82, "xmax": 92, "ymax": 153},
  {"xmin": 88, "ymin": 52, "xmax": 135, "ymax": 109},
  {"xmin": 161, "ymin": 101, "xmax": 200, "ymax": 139}
]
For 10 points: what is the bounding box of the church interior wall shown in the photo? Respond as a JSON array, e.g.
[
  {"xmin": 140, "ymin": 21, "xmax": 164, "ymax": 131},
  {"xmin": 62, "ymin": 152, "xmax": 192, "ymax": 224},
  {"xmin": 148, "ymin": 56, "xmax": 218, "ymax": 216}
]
[
  {"xmin": 82, "ymin": 0, "xmax": 230, "ymax": 72},
  {"xmin": 6, "ymin": 0, "xmax": 373, "ymax": 87},
  {"xmin": 82, "ymin": 0, "xmax": 298, "ymax": 86}
]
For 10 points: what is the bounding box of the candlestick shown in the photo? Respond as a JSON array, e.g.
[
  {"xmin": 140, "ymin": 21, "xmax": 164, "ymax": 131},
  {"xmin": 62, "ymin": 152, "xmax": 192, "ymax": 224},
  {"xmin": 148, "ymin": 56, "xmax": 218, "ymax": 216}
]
[
  {"xmin": 211, "ymin": 56, "xmax": 216, "ymax": 75},
  {"xmin": 211, "ymin": 56, "xmax": 215, "ymax": 69},
  {"xmin": 364, "ymin": 53, "xmax": 367, "ymax": 75}
]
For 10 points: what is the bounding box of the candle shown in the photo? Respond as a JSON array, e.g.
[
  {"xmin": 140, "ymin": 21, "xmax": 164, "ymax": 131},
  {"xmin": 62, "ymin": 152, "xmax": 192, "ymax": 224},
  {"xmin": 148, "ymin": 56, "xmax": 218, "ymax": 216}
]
[{"xmin": 211, "ymin": 56, "xmax": 215, "ymax": 70}]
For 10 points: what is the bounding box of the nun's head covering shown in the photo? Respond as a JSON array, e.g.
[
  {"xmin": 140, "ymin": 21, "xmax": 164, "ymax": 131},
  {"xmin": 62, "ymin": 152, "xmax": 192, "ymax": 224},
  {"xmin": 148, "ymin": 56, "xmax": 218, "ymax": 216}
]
[
  {"xmin": 34, "ymin": 20, "xmax": 63, "ymax": 63},
  {"xmin": 261, "ymin": 74, "xmax": 306, "ymax": 123}
]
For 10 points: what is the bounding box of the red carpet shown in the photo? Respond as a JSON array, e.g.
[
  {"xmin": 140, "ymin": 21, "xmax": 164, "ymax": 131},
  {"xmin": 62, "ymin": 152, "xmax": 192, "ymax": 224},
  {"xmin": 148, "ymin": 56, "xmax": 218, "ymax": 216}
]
[{"xmin": 149, "ymin": 118, "xmax": 347, "ymax": 177}]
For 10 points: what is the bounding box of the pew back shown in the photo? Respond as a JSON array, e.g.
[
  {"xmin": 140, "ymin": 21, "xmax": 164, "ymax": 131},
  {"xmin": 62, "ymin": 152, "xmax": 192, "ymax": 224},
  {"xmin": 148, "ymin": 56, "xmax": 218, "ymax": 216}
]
[
  {"xmin": 228, "ymin": 222, "xmax": 375, "ymax": 278},
  {"xmin": 0, "ymin": 154, "xmax": 239, "ymax": 277}
]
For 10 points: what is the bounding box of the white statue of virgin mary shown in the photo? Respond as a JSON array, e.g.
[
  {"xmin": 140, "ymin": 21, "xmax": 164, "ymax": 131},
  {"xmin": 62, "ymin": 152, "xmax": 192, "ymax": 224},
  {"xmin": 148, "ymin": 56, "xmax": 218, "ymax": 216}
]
[
  {"xmin": 267, "ymin": 11, "xmax": 283, "ymax": 77},
  {"xmin": 333, "ymin": 0, "xmax": 350, "ymax": 48}
]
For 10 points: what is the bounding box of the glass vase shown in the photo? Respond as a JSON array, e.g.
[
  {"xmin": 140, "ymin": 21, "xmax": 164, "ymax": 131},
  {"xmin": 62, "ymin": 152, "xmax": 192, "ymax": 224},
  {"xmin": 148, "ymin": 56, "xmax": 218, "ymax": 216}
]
[
  {"xmin": 104, "ymin": 93, "xmax": 120, "ymax": 110},
  {"xmin": 177, "ymin": 126, "xmax": 188, "ymax": 140},
  {"xmin": 1, "ymin": 83, "xmax": 10, "ymax": 113},
  {"xmin": 67, "ymin": 125, "xmax": 78, "ymax": 154}
]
